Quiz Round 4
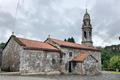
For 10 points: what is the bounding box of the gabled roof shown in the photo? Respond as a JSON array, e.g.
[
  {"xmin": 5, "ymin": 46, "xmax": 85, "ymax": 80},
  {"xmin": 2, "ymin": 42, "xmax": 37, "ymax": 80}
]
[
  {"xmin": 49, "ymin": 38, "xmax": 100, "ymax": 51},
  {"xmin": 4, "ymin": 35, "xmax": 59, "ymax": 52},
  {"xmin": 72, "ymin": 52, "xmax": 89, "ymax": 62},
  {"xmin": 16, "ymin": 37, "xmax": 59, "ymax": 52},
  {"xmin": 72, "ymin": 52, "xmax": 98, "ymax": 62}
]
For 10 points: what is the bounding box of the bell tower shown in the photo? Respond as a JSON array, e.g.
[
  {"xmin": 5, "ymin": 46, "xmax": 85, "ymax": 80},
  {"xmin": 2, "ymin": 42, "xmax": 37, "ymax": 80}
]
[{"xmin": 81, "ymin": 9, "xmax": 93, "ymax": 46}]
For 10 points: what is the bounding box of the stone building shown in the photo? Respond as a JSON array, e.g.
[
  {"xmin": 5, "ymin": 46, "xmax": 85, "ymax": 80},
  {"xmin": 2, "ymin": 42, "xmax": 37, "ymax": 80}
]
[
  {"xmin": 1, "ymin": 10, "xmax": 101, "ymax": 75},
  {"xmin": 105, "ymin": 44, "xmax": 120, "ymax": 52},
  {"xmin": 0, "ymin": 49, "xmax": 2, "ymax": 67}
]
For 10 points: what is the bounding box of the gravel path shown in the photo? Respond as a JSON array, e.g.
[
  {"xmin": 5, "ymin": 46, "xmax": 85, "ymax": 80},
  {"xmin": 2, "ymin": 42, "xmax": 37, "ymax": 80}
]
[{"xmin": 0, "ymin": 73, "xmax": 120, "ymax": 80}]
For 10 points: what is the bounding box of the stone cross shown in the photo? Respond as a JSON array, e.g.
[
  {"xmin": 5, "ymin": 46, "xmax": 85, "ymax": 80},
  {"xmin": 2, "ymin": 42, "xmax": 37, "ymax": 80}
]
[{"xmin": 12, "ymin": 32, "xmax": 14, "ymax": 35}]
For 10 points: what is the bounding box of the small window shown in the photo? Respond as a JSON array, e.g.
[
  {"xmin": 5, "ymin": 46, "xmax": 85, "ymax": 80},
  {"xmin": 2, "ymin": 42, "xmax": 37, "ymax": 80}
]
[
  {"xmin": 52, "ymin": 58, "xmax": 56, "ymax": 64},
  {"xmin": 69, "ymin": 52, "xmax": 72, "ymax": 57},
  {"xmin": 84, "ymin": 31, "xmax": 87, "ymax": 39}
]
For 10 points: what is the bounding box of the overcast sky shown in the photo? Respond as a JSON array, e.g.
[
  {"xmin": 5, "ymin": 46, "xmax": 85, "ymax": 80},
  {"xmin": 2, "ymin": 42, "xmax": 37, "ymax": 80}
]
[{"xmin": 0, "ymin": 0, "xmax": 120, "ymax": 47}]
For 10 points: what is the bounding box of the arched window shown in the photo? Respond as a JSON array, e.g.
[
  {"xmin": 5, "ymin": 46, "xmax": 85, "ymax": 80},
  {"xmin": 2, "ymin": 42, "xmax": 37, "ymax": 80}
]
[{"xmin": 84, "ymin": 31, "xmax": 87, "ymax": 39}]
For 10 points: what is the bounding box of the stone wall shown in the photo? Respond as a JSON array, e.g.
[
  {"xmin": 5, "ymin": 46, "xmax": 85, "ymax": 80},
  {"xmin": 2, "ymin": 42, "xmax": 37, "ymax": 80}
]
[
  {"xmin": 60, "ymin": 47, "xmax": 101, "ymax": 73},
  {"xmin": 1, "ymin": 36, "xmax": 101, "ymax": 74},
  {"xmin": 105, "ymin": 44, "xmax": 120, "ymax": 52},
  {"xmin": 46, "ymin": 39, "xmax": 101, "ymax": 74},
  {"xmin": 61, "ymin": 47, "xmax": 81, "ymax": 63},
  {"xmin": 1, "ymin": 37, "xmax": 23, "ymax": 71},
  {"xmin": 20, "ymin": 50, "xmax": 60, "ymax": 73},
  {"xmin": 82, "ymin": 55, "xmax": 99, "ymax": 75},
  {"xmin": 89, "ymin": 51, "xmax": 101, "ymax": 70},
  {"xmin": 0, "ymin": 49, "xmax": 2, "ymax": 67},
  {"xmin": 59, "ymin": 47, "xmax": 81, "ymax": 73}
]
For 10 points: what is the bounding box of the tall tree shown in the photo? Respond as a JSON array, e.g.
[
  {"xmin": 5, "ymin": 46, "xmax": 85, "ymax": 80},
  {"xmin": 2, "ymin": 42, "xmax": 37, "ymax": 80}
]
[
  {"xmin": 64, "ymin": 39, "xmax": 67, "ymax": 42},
  {"xmin": 64, "ymin": 37, "xmax": 75, "ymax": 43},
  {"xmin": 0, "ymin": 43, "xmax": 5, "ymax": 49},
  {"xmin": 67, "ymin": 37, "xmax": 71, "ymax": 42},
  {"xmin": 71, "ymin": 37, "xmax": 75, "ymax": 43}
]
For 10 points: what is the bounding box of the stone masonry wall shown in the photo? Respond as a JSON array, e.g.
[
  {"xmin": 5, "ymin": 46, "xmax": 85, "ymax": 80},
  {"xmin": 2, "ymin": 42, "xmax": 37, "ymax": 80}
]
[
  {"xmin": 1, "ymin": 36, "xmax": 101, "ymax": 74},
  {"xmin": 20, "ymin": 50, "xmax": 60, "ymax": 73},
  {"xmin": 0, "ymin": 49, "xmax": 2, "ymax": 67},
  {"xmin": 60, "ymin": 47, "xmax": 81, "ymax": 73},
  {"xmin": 46, "ymin": 39, "xmax": 101, "ymax": 74},
  {"xmin": 93, "ymin": 51, "xmax": 101, "ymax": 70},
  {"xmin": 60, "ymin": 47, "xmax": 101, "ymax": 73},
  {"xmin": 2, "ymin": 37, "xmax": 23, "ymax": 71}
]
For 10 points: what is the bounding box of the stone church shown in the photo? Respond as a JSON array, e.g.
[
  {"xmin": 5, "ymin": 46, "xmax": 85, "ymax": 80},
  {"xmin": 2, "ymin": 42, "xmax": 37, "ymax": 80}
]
[{"xmin": 1, "ymin": 10, "xmax": 101, "ymax": 75}]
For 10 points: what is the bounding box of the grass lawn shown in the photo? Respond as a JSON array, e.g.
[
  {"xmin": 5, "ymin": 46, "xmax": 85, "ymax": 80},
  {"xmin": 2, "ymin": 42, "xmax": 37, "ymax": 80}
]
[{"xmin": 110, "ymin": 71, "xmax": 120, "ymax": 74}]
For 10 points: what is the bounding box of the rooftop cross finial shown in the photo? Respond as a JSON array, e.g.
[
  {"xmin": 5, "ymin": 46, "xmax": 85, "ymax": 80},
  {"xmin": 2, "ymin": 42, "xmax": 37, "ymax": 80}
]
[
  {"xmin": 48, "ymin": 34, "xmax": 51, "ymax": 38},
  {"xmin": 12, "ymin": 32, "xmax": 14, "ymax": 35}
]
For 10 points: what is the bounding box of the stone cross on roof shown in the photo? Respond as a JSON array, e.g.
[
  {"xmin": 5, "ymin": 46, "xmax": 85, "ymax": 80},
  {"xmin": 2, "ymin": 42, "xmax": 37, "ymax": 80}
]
[{"xmin": 12, "ymin": 32, "xmax": 15, "ymax": 35}]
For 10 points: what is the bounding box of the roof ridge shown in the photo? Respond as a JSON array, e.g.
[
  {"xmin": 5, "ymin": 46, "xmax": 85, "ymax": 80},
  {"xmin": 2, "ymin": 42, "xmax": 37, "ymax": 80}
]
[
  {"xmin": 15, "ymin": 37, "xmax": 59, "ymax": 52},
  {"xmin": 16, "ymin": 37, "xmax": 44, "ymax": 43},
  {"xmin": 50, "ymin": 38, "xmax": 99, "ymax": 51},
  {"xmin": 50, "ymin": 38, "xmax": 82, "ymax": 45},
  {"xmin": 50, "ymin": 38, "xmax": 94, "ymax": 48}
]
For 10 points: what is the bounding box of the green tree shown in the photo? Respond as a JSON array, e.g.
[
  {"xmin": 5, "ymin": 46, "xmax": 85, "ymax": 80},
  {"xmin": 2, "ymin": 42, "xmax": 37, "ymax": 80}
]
[
  {"xmin": 71, "ymin": 37, "xmax": 75, "ymax": 43},
  {"xmin": 101, "ymin": 48, "xmax": 111, "ymax": 69},
  {"xmin": 64, "ymin": 39, "xmax": 67, "ymax": 42},
  {"xmin": 101, "ymin": 48, "xmax": 120, "ymax": 71},
  {"xmin": 0, "ymin": 43, "xmax": 5, "ymax": 49},
  {"xmin": 109, "ymin": 56, "xmax": 120, "ymax": 71},
  {"xmin": 64, "ymin": 37, "xmax": 75, "ymax": 43},
  {"xmin": 67, "ymin": 37, "xmax": 71, "ymax": 42}
]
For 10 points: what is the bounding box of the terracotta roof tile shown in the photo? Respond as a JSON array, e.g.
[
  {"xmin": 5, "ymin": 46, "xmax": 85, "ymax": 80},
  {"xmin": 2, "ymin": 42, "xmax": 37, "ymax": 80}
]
[
  {"xmin": 72, "ymin": 52, "xmax": 89, "ymax": 62},
  {"xmin": 50, "ymin": 38, "xmax": 100, "ymax": 51},
  {"xmin": 16, "ymin": 37, "xmax": 59, "ymax": 52}
]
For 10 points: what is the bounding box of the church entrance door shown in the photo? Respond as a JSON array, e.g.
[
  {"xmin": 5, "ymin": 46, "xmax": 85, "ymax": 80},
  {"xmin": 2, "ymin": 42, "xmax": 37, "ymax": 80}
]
[{"xmin": 68, "ymin": 61, "xmax": 72, "ymax": 73}]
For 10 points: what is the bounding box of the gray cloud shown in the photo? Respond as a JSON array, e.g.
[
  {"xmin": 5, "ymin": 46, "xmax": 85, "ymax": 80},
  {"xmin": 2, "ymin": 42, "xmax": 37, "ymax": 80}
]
[
  {"xmin": 0, "ymin": 10, "xmax": 15, "ymax": 42},
  {"xmin": 0, "ymin": 11, "xmax": 15, "ymax": 29},
  {"xmin": 0, "ymin": 0, "xmax": 120, "ymax": 46},
  {"xmin": 92, "ymin": 0, "xmax": 120, "ymax": 46}
]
